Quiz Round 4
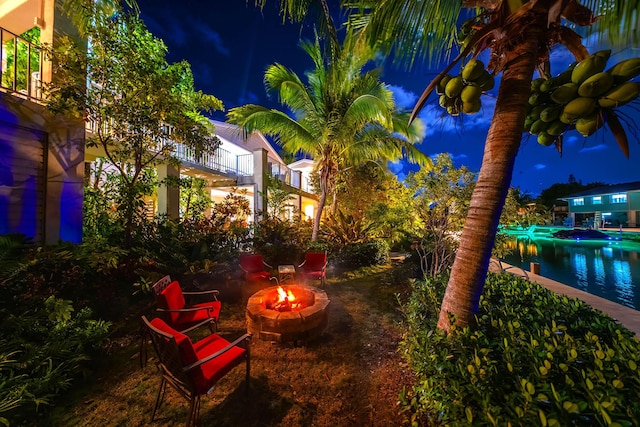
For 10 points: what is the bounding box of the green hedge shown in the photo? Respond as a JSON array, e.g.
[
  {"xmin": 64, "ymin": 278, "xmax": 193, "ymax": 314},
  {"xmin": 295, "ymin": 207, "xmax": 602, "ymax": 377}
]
[
  {"xmin": 336, "ymin": 240, "xmax": 389, "ymax": 268},
  {"xmin": 400, "ymin": 273, "xmax": 640, "ymax": 426}
]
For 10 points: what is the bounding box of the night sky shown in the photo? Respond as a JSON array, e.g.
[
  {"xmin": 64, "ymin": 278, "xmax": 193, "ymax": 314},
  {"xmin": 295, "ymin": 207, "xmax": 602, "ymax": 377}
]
[{"xmin": 135, "ymin": 0, "xmax": 640, "ymax": 197}]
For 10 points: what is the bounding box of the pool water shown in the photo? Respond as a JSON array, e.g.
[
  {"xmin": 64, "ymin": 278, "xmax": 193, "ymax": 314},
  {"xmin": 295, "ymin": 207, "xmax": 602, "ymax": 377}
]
[{"xmin": 501, "ymin": 235, "xmax": 640, "ymax": 310}]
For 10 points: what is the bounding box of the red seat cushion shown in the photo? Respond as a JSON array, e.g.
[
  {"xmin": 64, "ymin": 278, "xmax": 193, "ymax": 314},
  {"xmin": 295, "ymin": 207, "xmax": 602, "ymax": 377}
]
[
  {"xmin": 150, "ymin": 318, "xmax": 198, "ymax": 366},
  {"xmin": 191, "ymin": 334, "xmax": 246, "ymax": 394},
  {"xmin": 304, "ymin": 253, "xmax": 326, "ymax": 271}
]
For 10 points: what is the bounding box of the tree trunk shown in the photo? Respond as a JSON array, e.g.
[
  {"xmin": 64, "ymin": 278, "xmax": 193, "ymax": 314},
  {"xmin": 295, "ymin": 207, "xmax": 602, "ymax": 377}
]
[
  {"xmin": 311, "ymin": 170, "xmax": 329, "ymax": 241},
  {"xmin": 437, "ymin": 13, "xmax": 547, "ymax": 331}
]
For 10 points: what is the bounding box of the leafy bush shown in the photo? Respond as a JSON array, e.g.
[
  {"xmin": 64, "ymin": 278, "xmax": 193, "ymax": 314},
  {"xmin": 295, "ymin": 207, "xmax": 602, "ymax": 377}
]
[
  {"xmin": 400, "ymin": 273, "xmax": 640, "ymax": 426},
  {"xmin": 0, "ymin": 297, "xmax": 110, "ymax": 424},
  {"xmin": 336, "ymin": 239, "xmax": 389, "ymax": 268}
]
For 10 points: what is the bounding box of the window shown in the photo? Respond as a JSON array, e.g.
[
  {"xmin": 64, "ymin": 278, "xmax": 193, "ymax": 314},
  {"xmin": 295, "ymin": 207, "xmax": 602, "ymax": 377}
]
[
  {"xmin": 611, "ymin": 193, "xmax": 627, "ymax": 203},
  {"xmin": 592, "ymin": 196, "xmax": 602, "ymax": 204},
  {"xmin": 573, "ymin": 198, "xmax": 584, "ymax": 206}
]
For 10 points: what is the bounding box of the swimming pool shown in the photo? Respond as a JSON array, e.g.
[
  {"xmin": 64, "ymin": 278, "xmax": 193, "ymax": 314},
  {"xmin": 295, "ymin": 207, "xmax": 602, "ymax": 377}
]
[{"xmin": 501, "ymin": 234, "xmax": 640, "ymax": 310}]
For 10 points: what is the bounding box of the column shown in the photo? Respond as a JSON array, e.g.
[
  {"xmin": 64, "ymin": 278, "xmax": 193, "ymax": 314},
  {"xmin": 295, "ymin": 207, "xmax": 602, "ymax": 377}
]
[
  {"xmin": 157, "ymin": 164, "xmax": 180, "ymax": 219},
  {"xmin": 253, "ymin": 149, "xmax": 268, "ymax": 222}
]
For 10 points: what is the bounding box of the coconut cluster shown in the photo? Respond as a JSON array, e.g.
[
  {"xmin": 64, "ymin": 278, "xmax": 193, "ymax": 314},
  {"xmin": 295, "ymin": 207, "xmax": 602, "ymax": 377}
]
[
  {"xmin": 526, "ymin": 50, "xmax": 640, "ymax": 146},
  {"xmin": 436, "ymin": 59, "xmax": 495, "ymax": 116}
]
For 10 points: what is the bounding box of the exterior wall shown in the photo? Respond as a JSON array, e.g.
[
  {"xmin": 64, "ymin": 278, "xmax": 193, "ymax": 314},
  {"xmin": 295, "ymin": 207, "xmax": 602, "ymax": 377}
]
[
  {"xmin": 567, "ymin": 194, "xmax": 630, "ymax": 214},
  {"xmin": 0, "ymin": 94, "xmax": 85, "ymax": 243},
  {"xmin": 629, "ymin": 191, "xmax": 640, "ymax": 210}
]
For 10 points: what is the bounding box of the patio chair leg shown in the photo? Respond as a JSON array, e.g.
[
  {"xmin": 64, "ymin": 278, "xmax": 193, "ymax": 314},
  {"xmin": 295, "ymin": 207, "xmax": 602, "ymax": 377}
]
[
  {"xmin": 245, "ymin": 352, "xmax": 251, "ymax": 396},
  {"xmin": 152, "ymin": 378, "xmax": 167, "ymax": 421},
  {"xmin": 186, "ymin": 396, "xmax": 200, "ymax": 427}
]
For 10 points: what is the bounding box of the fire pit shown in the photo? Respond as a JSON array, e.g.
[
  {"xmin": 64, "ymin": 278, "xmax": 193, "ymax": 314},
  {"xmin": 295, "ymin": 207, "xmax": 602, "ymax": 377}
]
[{"xmin": 246, "ymin": 285, "xmax": 330, "ymax": 343}]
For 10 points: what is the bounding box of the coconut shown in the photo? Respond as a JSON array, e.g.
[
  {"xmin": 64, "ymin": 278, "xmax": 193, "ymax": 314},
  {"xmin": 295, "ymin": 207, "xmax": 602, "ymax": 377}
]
[
  {"xmin": 550, "ymin": 83, "xmax": 579, "ymax": 104},
  {"xmin": 461, "ymin": 59, "xmax": 485, "ymax": 81},
  {"xmin": 537, "ymin": 131, "xmax": 555, "ymax": 147},
  {"xmin": 562, "ymin": 97, "xmax": 597, "ymax": 120},
  {"xmin": 598, "ymin": 82, "xmax": 640, "ymax": 108},
  {"xmin": 546, "ymin": 120, "xmax": 567, "ymax": 136},
  {"xmin": 607, "ymin": 58, "xmax": 640, "ymax": 84},
  {"xmin": 461, "ymin": 85, "xmax": 482, "ymax": 103},
  {"xmin": 575, "ymin": 112, "xmax": 604, "ymax": 136},
  {"xmin": 578, "ymin": 72, "xmax": 615, "ymax": 98},
  {"xmin": 571, "ymin": 54, "xmax": 608, "ymax": 84},
  {"xmin": 445, "ymin": 76, "xmax": 464, "ymax": 98}
]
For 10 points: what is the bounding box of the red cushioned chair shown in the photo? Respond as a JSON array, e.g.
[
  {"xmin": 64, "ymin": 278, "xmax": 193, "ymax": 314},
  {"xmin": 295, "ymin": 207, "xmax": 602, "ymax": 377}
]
[
  {"xmin": 298, "ymin": 251, "xmax": 328, "ymax": 287},
  {"xmin": 141, "ymin": 316, "xmax": 250, "ymax": 426},
  {"xmin": 153, "ymin": 276, "xmax": 221, "ymax": 333},
  {"xmin": 239, "ymin": 253, "xmax": 273, "ymax": 284}
]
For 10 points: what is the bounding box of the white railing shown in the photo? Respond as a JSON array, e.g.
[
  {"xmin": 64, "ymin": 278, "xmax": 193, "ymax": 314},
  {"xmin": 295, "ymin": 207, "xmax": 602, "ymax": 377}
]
[
  {"xmin": 0, "ymin": 26, "xmax": 44, "ymax": 101},
  {"xmin": 271, "ymin": 163, "xmax": 314, "ymax": 193}
]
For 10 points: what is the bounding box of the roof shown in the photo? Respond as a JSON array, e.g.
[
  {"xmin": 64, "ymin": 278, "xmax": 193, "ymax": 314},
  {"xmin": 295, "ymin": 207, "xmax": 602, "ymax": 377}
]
[{"xmin": 561, "ymin": 181, "xmax": 640, "ymax": 199}]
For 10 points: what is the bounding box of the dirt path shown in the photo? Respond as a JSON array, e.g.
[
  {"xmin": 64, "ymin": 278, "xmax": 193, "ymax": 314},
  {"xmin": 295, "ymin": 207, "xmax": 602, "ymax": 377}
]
[{"xmin": 54, "ymin": 265, "xmax": 416, "ymax": 426}]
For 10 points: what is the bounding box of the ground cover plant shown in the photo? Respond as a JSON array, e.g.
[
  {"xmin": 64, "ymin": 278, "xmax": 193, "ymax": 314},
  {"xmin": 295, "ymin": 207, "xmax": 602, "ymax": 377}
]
[{"xmin": 401, "ymin": 273, "xmax": 640, "ymax": 426}]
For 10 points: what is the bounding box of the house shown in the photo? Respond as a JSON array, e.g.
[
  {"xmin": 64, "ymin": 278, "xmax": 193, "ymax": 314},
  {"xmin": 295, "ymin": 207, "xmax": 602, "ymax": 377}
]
[
  {"xmin": 0, "ymin": 0, "xmax": 86, "ymax": 243},
  {"xmin": 560, "ymin": 181, "xmax": 640, "ymax": 229},
  {"xmin": 85, "ymin": 119, "xmax": 319, "ymax": 223},
  {"xmin": 1, "ymin": 0, "xmax": 318, "ymax": 244}
]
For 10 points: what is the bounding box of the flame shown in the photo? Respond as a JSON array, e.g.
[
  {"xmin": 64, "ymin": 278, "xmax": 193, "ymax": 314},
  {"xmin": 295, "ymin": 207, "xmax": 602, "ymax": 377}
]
[{"xmin": 274, "ymin": 286, "xmax": 301, "ymax": 310}]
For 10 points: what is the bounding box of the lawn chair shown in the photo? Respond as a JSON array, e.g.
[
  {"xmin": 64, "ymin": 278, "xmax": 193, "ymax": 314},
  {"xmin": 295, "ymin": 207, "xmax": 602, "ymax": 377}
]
[
  {"xmin": 239, "ymin": 253, "xmax": 273, "ymax": 284},
  {"xmin": 298, "ymin": 251, "xmax": 328, "ymax": 287},
  {"xmin": 141, "ymin": 316, "xmax": 251, "ymax": 427},
  {"xmin": 153, "ymin": 276, "xmax": 222, "ymax": 333}
]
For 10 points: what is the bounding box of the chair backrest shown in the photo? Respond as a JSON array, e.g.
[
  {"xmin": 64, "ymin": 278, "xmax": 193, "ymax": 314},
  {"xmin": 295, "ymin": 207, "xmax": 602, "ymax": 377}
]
[
  {"xmin": 141, "ymin": 316, "xmax": 196, "ymax": 390},
  {"xmin": 304, "ymin": 252, "xmax": 327, "ymax": 271},
  {"xmin": 239, "ymin": 254, "xmax": 265, "ymax": 273},
  {"xmin": 155, "ymin": 281, "xmax": 187, "ymax": 325},
  {"xmin": 152, "ymin": 275, "xmax": 173, "ymax": 296}
]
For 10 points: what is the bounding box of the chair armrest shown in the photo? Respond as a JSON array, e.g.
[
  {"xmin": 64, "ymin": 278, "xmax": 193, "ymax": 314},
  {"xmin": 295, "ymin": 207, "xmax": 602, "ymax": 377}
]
[
  {"xmin": 178, "ymin": 318, "xmax": 218, "ymax": 334},
  {"xmin": 156, "ymin": 306, "xmax": 216, "ymax": 314},
  {"xmin": 298, "ymin": 260, "xmax": 306, "ymax": 268},
  {"xmin": 183, "ymin": 334, "xmax": 252, "ymax": 372},
  {"xmin": 263, "ymin": 261, "xmax": 273, "ymax": 269}
]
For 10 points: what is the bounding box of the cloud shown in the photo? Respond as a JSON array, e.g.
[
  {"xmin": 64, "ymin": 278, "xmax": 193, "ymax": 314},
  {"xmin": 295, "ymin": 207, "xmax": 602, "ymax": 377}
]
[
  {"xmin": 388, "ymin": 161, "xmax": 404, "ymax": 174},
  {"xmin": 193, "ymin": 23, "xmax": 230, "ymax": 57},
  {"xmin": 533, "ymin": 164, "xmax": 547, "ymax": 170},
  {"xmin": 563, "ymin": 135, "xmax": 580, "ymax": 146},
  {"xmin": 579, "ymin": 144, "xmax": 609, "ymax": 153},
  {"xmin": 388, "ymin": 85, "xmax": 418, "ymax": 110}
]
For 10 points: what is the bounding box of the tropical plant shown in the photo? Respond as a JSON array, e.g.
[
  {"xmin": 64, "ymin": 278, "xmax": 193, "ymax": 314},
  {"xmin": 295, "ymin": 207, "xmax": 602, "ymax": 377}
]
[
  {"xmin": 346, "ymin": 0, "xmax": 640, "ymax": 331},
  {"xmin": 406, "ymin": 153, "xmax": 476, "ymax": 277},
  {"xmin": 227, "ymin": 32, "xmax": 429, "ymax": 241},
  {"xmin": 44, "ymin": 10, "xmax": 223, "ymax": 246}
]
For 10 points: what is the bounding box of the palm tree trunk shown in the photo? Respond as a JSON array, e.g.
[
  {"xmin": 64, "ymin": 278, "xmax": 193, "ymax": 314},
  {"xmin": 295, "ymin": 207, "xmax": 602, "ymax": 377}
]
[
  {"xmin": 312, "ymin": 170, "xmax": 330, "ymax": 241},
  {"xmin": 436, "ymin": 12, "xmax": 547, "ymax": 331}
]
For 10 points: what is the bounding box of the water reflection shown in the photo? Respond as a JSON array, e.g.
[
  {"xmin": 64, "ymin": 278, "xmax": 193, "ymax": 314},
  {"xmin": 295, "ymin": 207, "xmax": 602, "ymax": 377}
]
[{"xmin": 502, "ymin": 235, "xmax": 640, "ymax": 309}]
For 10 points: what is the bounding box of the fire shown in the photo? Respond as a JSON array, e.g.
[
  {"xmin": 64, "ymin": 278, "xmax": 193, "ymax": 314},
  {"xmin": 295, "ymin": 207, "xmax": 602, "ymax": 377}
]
[{"xmin": 269, "ymin": 286, "xmax": 303, "ymax": 311}]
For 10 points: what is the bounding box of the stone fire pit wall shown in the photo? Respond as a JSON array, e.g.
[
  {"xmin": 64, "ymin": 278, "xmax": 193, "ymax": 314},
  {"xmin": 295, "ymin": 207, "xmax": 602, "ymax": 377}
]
[{"xmin": 246, "ymin": 285, "xmax": 330, "ymax": 343}]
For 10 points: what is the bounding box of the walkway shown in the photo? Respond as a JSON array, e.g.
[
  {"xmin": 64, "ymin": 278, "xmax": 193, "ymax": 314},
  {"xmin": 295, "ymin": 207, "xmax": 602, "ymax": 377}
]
[{"xmin": 491, "ymin": 260, "xmax": 640, "ymax": 337}]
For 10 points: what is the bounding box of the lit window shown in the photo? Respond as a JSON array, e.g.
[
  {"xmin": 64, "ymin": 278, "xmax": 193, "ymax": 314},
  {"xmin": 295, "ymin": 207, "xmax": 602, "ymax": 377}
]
[
  {"xmin": 573, "ymin": 198, "xmax": 584, "ymax": 206},
  {"xmin": 611, "ymin": 193, "xmax": 627, "ymax": 203},
  {"xmin": 592, "ymin": 196, "xmax": 601, "ymax": 204}
]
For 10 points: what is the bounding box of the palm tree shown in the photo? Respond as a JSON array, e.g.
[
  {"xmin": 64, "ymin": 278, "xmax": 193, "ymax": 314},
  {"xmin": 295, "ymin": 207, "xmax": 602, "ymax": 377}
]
[
  {"xmin": 227, "ymin": 33, "xmax": 429, "ymax": 241},
  {"xmin": 346, "ymin": 0, "xmax": 639, "ymax": 331}
]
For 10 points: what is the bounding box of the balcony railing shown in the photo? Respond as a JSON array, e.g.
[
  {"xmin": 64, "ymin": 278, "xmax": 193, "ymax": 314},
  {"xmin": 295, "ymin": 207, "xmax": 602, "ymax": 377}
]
[
  {"xmin": 271, "ymin": 162, "xmax": 313, "ymax": 193},
  {"xmin": 0, "ymin": 26, "xmax": 43, "ymax": 101},
  {"xmin": 174, "ymin": 143, "xmax": 253, "ymax": 176}
]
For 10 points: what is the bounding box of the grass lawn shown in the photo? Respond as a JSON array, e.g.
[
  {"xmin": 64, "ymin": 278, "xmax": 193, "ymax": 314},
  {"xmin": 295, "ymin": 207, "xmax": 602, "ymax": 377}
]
[{"xmin": 50, "ymin": 262, "xmax": 417, "ymax": 426}]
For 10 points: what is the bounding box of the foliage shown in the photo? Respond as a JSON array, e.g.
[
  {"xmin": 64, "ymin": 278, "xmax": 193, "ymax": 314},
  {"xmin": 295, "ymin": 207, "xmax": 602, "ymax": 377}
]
[
  {"xmin": 500, "ymin": 187, "xmax": 551, "ymax": 230},
  {"xmin": 335, "ymin": 239, "xmax": 389, "ymax": 268},
  {"xmin": 264, "ymin": 175, "xmax": 297, "ymax": 219},
  {"xmin": 252, "ymin": 216, "xmax": 313, "ymax": 266},
  {"xmin": 334, "ymin": 164, "xmax": 414, "ymax": 248},
  {"xmin": 44, "ymin": 10, "xmax": 222, "ymax": 246},
  {"xmin": 400, "ymin": 273, "xmax": 640, "ymax": 426},
  {"xmin": 406, "ymin": 153, "xmax": 475, "ymax": 277},
  {"xmin": 170, "ymin": 175, "xmax": 212, "ymax": 220},
  {"xmin": 322, "ymin": 209, "xmax": 379, "ymax": 248},
  {"xmin": 537, "ymin": 177, "xmax": 605, "ymax": 212},
  {"xmin": 0, "ymin": 298, "xmax": 110, "ymax": 423}
]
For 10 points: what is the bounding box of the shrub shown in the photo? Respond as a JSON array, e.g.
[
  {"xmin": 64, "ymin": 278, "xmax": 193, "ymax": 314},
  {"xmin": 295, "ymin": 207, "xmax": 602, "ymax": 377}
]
[
  {"xmin": 400, "ymin": 273, "xmax": 640, "ymax": 426},
  {"xmin": 0, "ymin": 297, "xmax": 110, "ymax": 423},
  {"xmin": 336, "ymin": 239, "xmax": 389, "ymax": 268}
]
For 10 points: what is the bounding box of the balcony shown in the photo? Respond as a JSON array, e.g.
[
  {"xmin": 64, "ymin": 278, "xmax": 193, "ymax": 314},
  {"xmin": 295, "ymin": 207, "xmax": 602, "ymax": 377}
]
[
  {"xmin": 270, "ymin": 163, "xmax": 313, "ymax": 193},
  {"xmin": 0, "ymin": 26, "xmax": 43, "ymax": 101}
]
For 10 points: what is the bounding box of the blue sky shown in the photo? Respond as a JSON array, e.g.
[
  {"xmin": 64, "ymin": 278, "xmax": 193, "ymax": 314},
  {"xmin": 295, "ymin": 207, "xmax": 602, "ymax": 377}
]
[{"xmin": 136, "ymin": 0, "xmax": 640, "ymax": 197}]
